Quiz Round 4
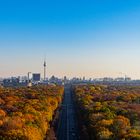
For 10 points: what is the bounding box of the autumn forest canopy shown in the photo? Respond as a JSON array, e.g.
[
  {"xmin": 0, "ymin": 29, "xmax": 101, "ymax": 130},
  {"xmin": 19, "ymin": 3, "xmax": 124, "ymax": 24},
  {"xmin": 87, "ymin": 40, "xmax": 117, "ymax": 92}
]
[
  {"xmin": 74, "ymin": 85, "xmax": 140, "ymax": 140},
  {"xmin": 0, "ymin": 85, "xmax": 64, "ymax": 140},
  {"xmin": 0, "ymin": 84, "xmax": 140, "ymax": 140}
]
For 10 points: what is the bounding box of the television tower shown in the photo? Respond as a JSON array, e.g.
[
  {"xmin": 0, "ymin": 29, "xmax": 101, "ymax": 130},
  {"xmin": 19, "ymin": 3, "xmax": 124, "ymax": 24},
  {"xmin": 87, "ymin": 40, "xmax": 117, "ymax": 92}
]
[{"xmin": 44, "ymin": 60, "xmax": 46, "ymax": 81}]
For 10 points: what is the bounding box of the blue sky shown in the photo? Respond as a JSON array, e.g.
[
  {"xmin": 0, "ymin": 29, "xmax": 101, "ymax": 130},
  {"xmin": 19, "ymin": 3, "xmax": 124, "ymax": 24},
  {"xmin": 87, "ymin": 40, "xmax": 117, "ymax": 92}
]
[{"xmin": 0, "ymin": 0, "xmax": 140, "ymax": 78}]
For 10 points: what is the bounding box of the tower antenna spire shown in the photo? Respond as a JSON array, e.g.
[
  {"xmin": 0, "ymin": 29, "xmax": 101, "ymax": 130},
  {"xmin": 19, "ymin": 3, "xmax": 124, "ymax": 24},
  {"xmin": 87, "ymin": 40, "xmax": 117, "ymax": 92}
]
[{"xmin": 43, "ymin": 57, "xmax": 47, "ymax": 81}]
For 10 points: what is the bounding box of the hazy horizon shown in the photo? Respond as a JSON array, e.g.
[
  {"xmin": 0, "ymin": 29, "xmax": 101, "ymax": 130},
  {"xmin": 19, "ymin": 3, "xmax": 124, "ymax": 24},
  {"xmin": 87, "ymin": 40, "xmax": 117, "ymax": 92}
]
[{"xmin": 0, "ymin": 0, "xmax": 140, "ymax": 79}]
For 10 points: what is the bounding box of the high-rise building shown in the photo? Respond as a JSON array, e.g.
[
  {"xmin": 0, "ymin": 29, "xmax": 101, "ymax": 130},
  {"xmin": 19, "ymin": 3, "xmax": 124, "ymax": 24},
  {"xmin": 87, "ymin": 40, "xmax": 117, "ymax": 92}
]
[
  {"xmin": 32, "ymin": 73, "xmax": 41, "ymax": 82},
  {"xmin": 28, "ymin": 72, "xmax": 32, "ymax": 81}
]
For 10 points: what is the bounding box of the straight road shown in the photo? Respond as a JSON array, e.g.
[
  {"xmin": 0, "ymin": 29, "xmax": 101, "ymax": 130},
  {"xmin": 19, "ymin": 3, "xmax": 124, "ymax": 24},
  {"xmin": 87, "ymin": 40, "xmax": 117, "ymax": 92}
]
[{"xmin": 57, "ymin": 85, "xmax": 78, "ymax": 140}]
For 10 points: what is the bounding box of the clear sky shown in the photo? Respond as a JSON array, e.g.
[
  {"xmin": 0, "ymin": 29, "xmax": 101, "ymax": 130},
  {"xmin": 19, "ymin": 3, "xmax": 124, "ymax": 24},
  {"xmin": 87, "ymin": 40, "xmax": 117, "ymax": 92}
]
[{"xmin": 0, "ymin": 0, "xmax": 140, "ymax": 79}]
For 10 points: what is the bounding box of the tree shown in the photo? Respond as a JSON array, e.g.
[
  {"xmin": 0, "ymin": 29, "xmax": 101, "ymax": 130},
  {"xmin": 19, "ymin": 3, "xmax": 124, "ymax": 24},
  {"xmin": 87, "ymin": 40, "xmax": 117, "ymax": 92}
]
[{"xmin": 111, "ymin": 115, "xmax": 131, "ymax": 138}]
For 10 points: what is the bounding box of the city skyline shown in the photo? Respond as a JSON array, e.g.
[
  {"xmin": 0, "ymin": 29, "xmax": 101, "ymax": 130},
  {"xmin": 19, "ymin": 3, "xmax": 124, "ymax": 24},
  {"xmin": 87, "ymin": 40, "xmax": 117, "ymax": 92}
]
[{"xmin": 0, "ymin": 0, "xmax": 140, "ymax": 79}]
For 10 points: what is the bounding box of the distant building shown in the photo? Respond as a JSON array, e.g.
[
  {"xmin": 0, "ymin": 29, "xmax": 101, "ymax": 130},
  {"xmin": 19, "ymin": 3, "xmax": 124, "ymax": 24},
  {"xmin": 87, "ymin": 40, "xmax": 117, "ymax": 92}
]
[
  {"xmin": 125, "ymin": 77, "xmax": 131, "ymax": 82},
  {"xmin": 0, "ymin": 80, "xmax": 3, "ymax": 88},
  {"xmin": 3, "ymin": 77, "xmax": 20, "ymax": 87},
  {"xmin": 103, "ymin": 77, "xmax": 114, "ymax": 82},
  {"xmin": 63, "ymin": 76, "xmax": 68, "ymax": 84},
  {"xmin": 32, "ymin": 73, "xmax": 41, "ymax": 82},
  {"xmin": 28, "ymin": 72, "xmax": 32, "ymax": 81},
  {"xmin": 115, "ymin": 77, "xmax": 125, "ymax": 82},
  {"xmin": 83, "ymin": 76, "xmax": 86, "ymax": 81},
  {"xmin": 49, "ymin": 75, "xmax": 63, "ymax": 85},
  {"xmin": 27, "ymin": 81, "xmax": 32, "ymax": 87}
]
